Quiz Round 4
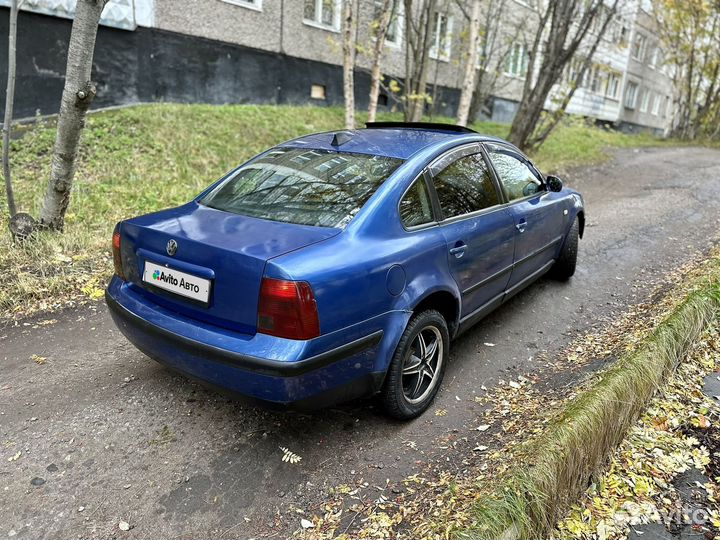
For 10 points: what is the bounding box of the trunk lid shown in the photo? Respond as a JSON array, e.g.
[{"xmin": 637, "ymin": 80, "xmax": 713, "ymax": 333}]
[{"xmin": 121, "ymin": 202, "xmax": 340, "ymax": 334}]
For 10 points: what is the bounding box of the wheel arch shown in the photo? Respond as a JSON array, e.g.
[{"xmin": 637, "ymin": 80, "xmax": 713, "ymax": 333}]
[{"xmin": 411, "ymin": 289, "xmax": 461, "ymax": 338}]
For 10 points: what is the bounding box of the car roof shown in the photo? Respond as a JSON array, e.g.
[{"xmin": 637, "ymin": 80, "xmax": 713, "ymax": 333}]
[{"xmin": 279, "ymin": 127, "xmax": 512, "ymax": 160}]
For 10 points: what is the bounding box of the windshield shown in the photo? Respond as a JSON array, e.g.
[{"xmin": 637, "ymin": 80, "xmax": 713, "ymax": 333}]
[{"xmin": 200, "ymin": 147, "xmax": 404, "ymax": 228}]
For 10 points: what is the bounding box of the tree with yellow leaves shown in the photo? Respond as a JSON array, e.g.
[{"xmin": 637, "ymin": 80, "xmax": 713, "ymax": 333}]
[{"xmin": 654, "ymin": 0, "xmax": 720, "ymax": 139}]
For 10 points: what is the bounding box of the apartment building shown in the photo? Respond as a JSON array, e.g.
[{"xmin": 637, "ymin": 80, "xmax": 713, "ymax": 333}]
[
  {"xmin": 555, "ymin": 1, "xmax": 673, "ymax": 133},
  {"xmin": 1, "ymin": 0, "xmax": 674, "ymax": 134}
]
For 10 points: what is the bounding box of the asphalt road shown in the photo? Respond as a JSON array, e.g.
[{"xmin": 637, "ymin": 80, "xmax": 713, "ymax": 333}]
[{"xmin": 2, "ymin": 147, "xmax": 720, "ymax": 539}]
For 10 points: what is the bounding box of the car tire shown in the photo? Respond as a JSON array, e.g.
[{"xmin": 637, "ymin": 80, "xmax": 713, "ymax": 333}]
[
  {"xmin": 551, "ymin": 216, "xmax": 579, "ymax": 281},
  {"xmin": 380, "ymin": 309, "xmax": 449, "ymax": 420}
]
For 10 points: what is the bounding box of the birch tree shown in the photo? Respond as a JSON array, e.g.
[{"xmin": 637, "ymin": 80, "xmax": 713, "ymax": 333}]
[
  {"xmin": 456, "ymin": 0, "xmax": 482, "ymax": 126},
  {"xmin": 2, "ymin": 0, "xmax": 22, "ymax": 218},
  {"xmin": 507, "ymin": 0, "xmax": 620, "ymax": 152},
  {"xmin": 39, "ymin": 0, "xmax": 108, "ymax": 230},
  {"xmin": 342, "ymin": 0, "xmax": 358, "ymax": 130},
  {"xmin": 404, "ymin": 0, "xmax": 437, "ymax": 122},
  {"xmin": 367, "ymin": 0, "xmax": 394, "ymax": 122},
  {"xmin": 468, "ymin": 0, "xmax": 514, "ymax": 121}
]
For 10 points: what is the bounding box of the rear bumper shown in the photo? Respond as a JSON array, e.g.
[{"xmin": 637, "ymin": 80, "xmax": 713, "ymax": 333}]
[{"xmin": 105, "ymin": 277, "xmax": 403, "ymax": 406}]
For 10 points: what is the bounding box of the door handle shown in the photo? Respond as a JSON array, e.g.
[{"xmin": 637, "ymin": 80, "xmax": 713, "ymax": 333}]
[
  {"xmin": 449, "ymin": 243, "xmax": 467, "ymax": 258},
  {"xmin": 516, "ymin": 219, "xmax": 527, "ymax": 233}
]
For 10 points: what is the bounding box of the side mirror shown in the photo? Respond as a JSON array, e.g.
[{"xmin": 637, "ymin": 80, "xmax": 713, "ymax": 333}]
[{"xmin": 546, "ymin": 175, "xmax": 563, "ymax": 192}]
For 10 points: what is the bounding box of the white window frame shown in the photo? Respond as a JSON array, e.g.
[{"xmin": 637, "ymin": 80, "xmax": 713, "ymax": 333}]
[
  {"xmin": 632, "ymin": 32, "xmax": 647, "ymax": 61},
  {"xmin": 639, "ymin": 88, "xmax": 651, "ymax": 113},
  {"xmin": 625, "ymin": 81, "xmax": 638, "ymax": 109},
  {"xmin": 650, "ymin": 47, "xmax": 661, "ymax": 68},
  {"xmin": 303, "ymin": 0, "xmax": 341, "ymax": 32},
  {"xmin": 505, "ymin": 42, "xmax": 528, "ymax": 79},
  {"xmin": 220, "ymin": 0, "xmax": 262, "ymax": 11},
  {"xmin": 605, "ymin": 72, "xmax": 620, "ymax": 99},
  {"xmin": 373, "ymin": 0, "xmax": 404, "ymax": 49},
  {"xmin": 651, "ymin": 93, "xmax": 661, "ymax": 115},
  {"xmin": 429, "ymin": 12, "xmax": 453, "ymax": 62}
]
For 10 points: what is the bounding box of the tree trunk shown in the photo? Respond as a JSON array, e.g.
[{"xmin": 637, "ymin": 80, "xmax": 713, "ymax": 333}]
[
  {"xmin": 409, "ymin": 0, "xmax": 435, "ymax": 122},
  {"xmin": 2, "ymin": 0, "xmax": 20, "ymax": 218},
  {"xmin": 368, "ymin": 0, "xmax": 393, "ymax": 123},
  {"xmin": 507, "ymin": 0, "xmax": 615, "ymax": 151},
  {"xmin": 456, "ymin": 0, "xmax": 482, "ymax": 126},
  {"xmin": 342, "ymin": 0, "xmax": 357, "ymax": 130},
  {"xmin": 39, "ymin": 0, "xmax": 107, "ymax": 231}
]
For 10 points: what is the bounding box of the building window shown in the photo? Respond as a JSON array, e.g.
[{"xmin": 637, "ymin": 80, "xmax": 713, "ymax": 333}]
[
  {"xmin": 221, "ymin": 0, "xmax": 262, "ymax": 10},
  {"xmin": 310, "ymin": 84, "xmax": 326, "ymax": 100},
  {"xmin": 605, "ymin": 72, "xmax": 620, "ymax": 99},
  {"xmin": 632, "ymin": 33, "xmax": 647, "ymax": 61},
  {"xmin": 625, "ymin": 81, "xmax": 639, "ymax": 109},
  {"xmin": 429, "ymin": 12, "xmax": 453, "ymax": 61},
  {"xmin": 649, "ymin": 47, "xmax": 662, "ymax": 69},
  {"xmin": 506, "ymin": 43, "xmax": 529, "ymax": 78},
  {"xmin": 639, "ymin": 88, "xmax": 651, "ymax": 113},
  {"xmin": 588, "ymin": 65, "xmax": 605, "ymax": 94},
  {"xmin": 651, "ymin": 93, "xmax": 661, "ymax": 115},
  {"xmin": 611, "ymin": 19, "xmax": 629, "ymax": 47},
  {"xmin": 304, "ymin": 0, "xmax": 340, "ymax": 31},
  {"xmin": 373, "ymin": 0, "xmax": 403, "ymax": 48}
]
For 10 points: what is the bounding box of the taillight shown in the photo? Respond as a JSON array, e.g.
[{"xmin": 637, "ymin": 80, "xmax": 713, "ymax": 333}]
[
  {"xmin": 112, "ymin": 225, "xmax": 125, "ymax": 280},
  {"xmin": 257, "ymin": 278, "xmax": 320, "ymax": 340}
]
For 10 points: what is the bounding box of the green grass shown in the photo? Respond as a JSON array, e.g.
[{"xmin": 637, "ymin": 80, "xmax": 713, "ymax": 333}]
[
  {"xmin": 0, "ymin": 103, "xmax": 671, "ymax": 316},
  {"xmin": 459, "ymin": 259, "xmax": 720, "ymax": 539}
]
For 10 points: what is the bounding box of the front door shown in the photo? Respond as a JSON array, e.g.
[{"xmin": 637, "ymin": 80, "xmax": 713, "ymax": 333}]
[
  {"xmin": 430, "ymin": 145, "xmax": 515, "ymax": 320},
  {"xmin": 484, "ymin": 143, "xmax": 565, "ymax": 291}
]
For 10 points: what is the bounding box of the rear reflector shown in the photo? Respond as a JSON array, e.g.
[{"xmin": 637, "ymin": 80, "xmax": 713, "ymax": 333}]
[
  {"xmin": 257, "ymin": 278, "xmax": 320, "ymax": 340},
  {"xmin": 112, "ymin": 225, "xmax": 125, "ymax": 280}
]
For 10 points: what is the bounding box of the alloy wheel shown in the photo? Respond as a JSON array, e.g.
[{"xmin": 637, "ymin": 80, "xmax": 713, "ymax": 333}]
[{"xmin": 401, "ymin": 325, "xmax": 444, "ymax": 404}]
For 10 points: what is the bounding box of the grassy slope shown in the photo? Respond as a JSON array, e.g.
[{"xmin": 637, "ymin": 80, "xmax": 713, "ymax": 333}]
[{"xmin": 0, "ymin": 103, "xmax": 667, "ymax": 315}]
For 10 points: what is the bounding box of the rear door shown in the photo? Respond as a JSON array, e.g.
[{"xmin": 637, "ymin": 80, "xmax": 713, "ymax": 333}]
[
  {"xmin": 483, "ymin": 143, "xmax": 564, "ymax": 291},
  {"xmin": 429, "ymin": 144, "xmax": 515, "ymax": 320}
]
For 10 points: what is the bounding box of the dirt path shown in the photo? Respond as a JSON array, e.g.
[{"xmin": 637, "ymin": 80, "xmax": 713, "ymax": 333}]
[{"xmin": 1, "ymin": 147, "xmax": 719, "ymax": 539}]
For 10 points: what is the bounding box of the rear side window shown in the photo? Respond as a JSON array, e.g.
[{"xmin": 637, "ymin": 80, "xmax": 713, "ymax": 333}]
[
  {"xmin": 400, "ymin": 178, "xmax": 434, "ymax": 228},
  {"xmin": 432, "ymin": 153, "xmax": 500, "ymax": 219},
  {"xmin": 201, "ymin": 148, "xmax": 403, "ymax": 228},
  {"xmin": 486, "ymin": 144, "xmax": 542, "ymax": 201}
]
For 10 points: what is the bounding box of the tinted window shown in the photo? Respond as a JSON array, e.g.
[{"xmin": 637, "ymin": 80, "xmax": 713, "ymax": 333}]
[
  {"xmin": 400, "ymin": 178, "xmax": 434, "ymax": 227},
  {"xmin": 433, "ymin": 153, "xmax": 500, "ymax": 219},
  {"xmin": 201, "ymin": 148, "xmax": 403, "ymax": 228},
  {"xmin": 486, "ymin": 145, "xmax": 542, "ymax": 201}
]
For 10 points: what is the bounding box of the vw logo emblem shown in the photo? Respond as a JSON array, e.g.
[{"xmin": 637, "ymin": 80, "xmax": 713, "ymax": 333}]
[{"xmin": 166, "ymin": 239, "xmax": 178, "ymax": 256}]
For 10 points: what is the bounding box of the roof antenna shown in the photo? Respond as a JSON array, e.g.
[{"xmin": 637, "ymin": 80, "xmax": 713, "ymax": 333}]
[{"xmin": 331, "ymin": 131, "xmax": 353, "ymax": 147}]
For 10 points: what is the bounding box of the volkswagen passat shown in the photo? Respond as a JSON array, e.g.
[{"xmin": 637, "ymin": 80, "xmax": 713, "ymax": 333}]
[{"xmin": 106, "ymin": 122, "xmax": 584, "ymax": 419}]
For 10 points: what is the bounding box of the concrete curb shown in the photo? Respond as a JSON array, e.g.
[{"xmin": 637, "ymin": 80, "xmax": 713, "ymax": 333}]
[{"xmin": 461, "ymin": 284, "xmax": 720, "ymax": 539}]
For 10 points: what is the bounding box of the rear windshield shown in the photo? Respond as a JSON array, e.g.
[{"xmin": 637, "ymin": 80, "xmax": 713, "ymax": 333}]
[{"xmin": 200, "ymin": 147, "xmax": 404, "ymax": 228}]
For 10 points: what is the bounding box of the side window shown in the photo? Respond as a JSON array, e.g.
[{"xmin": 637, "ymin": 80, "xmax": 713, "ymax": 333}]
[
  {"xmin": 433, "ymin": 153, "xmax": 500, "ymax": 219},
  {"xmin": 486, "ymin": 145, "xmax": 542, "ymax": 201},
  {"xmin": 400, "ymin": 178, "xmax": 434, "ymax": 228}
]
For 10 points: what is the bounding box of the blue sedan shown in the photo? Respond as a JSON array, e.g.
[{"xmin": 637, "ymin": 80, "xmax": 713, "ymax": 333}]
[{"xmin": 106, "ymin": 122, "xmax": 584, "ymax": 419}]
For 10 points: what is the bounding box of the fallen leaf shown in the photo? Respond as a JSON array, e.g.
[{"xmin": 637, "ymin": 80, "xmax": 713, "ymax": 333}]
[
  {"xmin": 30, "ymin": 354, "xmax": 46, "ymax": 365},
  {"xmin": 280, "ymin": 446, "xmax": 302, "ymax": 464}
]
